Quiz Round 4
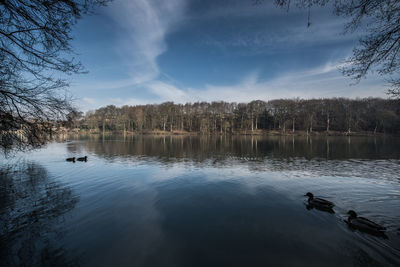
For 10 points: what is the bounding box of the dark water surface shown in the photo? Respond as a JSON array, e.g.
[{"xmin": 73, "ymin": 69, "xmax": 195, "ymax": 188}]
[{"xmin": 1, "ymin": 135, "xmax": 400, "ymax": 266}]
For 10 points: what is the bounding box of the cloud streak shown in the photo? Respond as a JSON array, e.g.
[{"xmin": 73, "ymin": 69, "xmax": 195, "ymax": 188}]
[
  {"xmin": 106, "ymin": 0, "xmax": 187, "ymax": 85},
  {"xmin": 186, "ymin": 63, "xmax": 386, "ymax": 103},
  {"xmin": 79, "ymin": 62, "xmax": 386, "ymax": 111}
]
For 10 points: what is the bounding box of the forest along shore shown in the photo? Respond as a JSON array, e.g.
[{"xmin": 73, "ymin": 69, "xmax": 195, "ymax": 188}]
[
  {"xmin": 61, "ymin": 98, "xmax": 400, "ymax": 136},
  {"xmin": 57, "ymin": 129, "xmax": 392, "ymax": 137}
]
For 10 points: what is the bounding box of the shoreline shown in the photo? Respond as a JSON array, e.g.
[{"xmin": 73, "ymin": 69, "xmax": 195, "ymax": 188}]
[{"xmin": 58, "ymin": 129, "xmax": 395, "ymax": 137}]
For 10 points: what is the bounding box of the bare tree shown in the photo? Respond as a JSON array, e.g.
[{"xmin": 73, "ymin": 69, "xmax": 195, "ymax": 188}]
[
  {"xmin": 0, "ymin": 0, "xmax": 107, "ymax": 151},
  {"xmin": 76, "ymin": 98, "xmax": 400, "ymax": 134},
  {"xmin": 256, "ymin": 0, "xmax": 400, "ymax": 98}
]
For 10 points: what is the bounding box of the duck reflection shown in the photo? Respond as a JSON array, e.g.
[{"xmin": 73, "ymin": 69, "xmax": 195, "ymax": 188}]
[
  {"xmin": 0, "ymin": 163, "xmax": 79, "ymax": 266},
  {"xmin": 305, "ymin": 203, "xmax": 335, "ymax": 214}
]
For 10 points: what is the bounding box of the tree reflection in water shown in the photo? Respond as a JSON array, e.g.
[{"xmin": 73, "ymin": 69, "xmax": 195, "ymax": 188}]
[
  {"xmin": 73, "ymin": 135, "xmax": 400, "ymax": 182},
  {"xmin": 0, "ymin": 163, "xmax": 79, "ymax": 266},
  {"xmin": 75, "ymin": 134, "xmax": 400, "ymax": 162}
]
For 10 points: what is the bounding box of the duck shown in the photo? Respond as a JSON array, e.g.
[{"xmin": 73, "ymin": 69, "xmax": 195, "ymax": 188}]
[
  {"xmin": 66, "ymin": 157, "xmax": 75, "ymax": 162},
  {"xmin": 77, "ymin": 156, "xmax": 88, "ymax": 162},
  {"xmin": 304, "ymin": 192, "xmax": 335, "ymax": 210},
  {"xmin": 346, "ymin": 210, "xmax": 386, "ymax": 234}
]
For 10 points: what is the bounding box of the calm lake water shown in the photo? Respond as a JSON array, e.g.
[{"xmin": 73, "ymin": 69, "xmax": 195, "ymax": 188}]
[{"xmin": 1, "ymin": 135, "xmax": 400, "ymax": 266}]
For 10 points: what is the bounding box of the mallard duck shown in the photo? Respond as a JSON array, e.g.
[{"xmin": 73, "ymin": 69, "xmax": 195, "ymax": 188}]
[
  {"xmin": 304, "ymin": 192, "xmax": 335, "ymax": 210},
  {"xmin": 77, "ymin": 156, "xmax": 87, "ymax": 162},
  {"xmin": 66, "ymin": 157, "xmax": 75, "ymax": 162},
  {"xmin": 346, "ymin": 210, "xmax": 386, "ymax": 234}
]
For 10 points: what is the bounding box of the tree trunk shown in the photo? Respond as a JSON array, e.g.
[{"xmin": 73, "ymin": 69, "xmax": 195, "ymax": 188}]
[
  {"xmin": 326, "ymin": 114, "xmax": 330, "ymax": 132},
  {"xmin": 292, "ymin": 118, "xmax": 295, "ymax": 133}
]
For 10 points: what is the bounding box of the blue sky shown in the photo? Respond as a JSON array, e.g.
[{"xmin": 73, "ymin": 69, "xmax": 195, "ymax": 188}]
[{"xmin": 69, "ymin": 0, "xmax": 387, "ymax": 111}]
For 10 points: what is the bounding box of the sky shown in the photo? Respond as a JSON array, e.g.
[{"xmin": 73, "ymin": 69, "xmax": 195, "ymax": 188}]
[{"xmin": 69, "ymin": 0, "xmax": 387, "ymax": 111}]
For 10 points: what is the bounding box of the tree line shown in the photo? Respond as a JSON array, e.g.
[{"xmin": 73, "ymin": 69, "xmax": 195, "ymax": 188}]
[{"xmin": 69, "ymin": 98, "xmax": 400, "ymax": 135}]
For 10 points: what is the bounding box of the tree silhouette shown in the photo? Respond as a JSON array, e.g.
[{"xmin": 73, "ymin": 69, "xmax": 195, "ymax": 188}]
[{"xmin": 0, "ymin": 0, "xmax": 108, "ymax": 151}]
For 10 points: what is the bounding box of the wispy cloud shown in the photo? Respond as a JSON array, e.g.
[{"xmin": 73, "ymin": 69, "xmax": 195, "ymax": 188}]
[
  {"xmin": 146, "ymin": 81, "xmax": 191, "ymax": 103},
  {"xmin": 82, "ymin": 97, "xmax": 96, "ymax": 105},
  {"xmin": 106, "ymin": 0, "xmax": 187, "ymax": 85},
  {"xmin": 81, "ymin": 62, "xmax": 386, "ymax": 110},
  {"xmin": 201, "ymin": 21, "xmax": 352, "ymax": 52},
  {"xmin": 199, "ymin": 6, "xmax": 353, "ymax": 53},
  {"xmin": 186, "ymin": 63, "xmax": 386, "ymax": 103}
]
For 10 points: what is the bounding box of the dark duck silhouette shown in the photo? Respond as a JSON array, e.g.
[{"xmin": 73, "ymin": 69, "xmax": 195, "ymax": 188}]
[
  {"xmin": 346, "ymin": 210, "xmax": 387, "ymax": 236},
  {"xmin": 305, "ymin": 192, "xmax": 335, "ymax": 212},
  {"xmin": 77, "ymin": 156, "xmax": 88, "ymax": 162},
  {"xmin": 66, "ymin": 157, "xmax": 75, "ymax": 162}
]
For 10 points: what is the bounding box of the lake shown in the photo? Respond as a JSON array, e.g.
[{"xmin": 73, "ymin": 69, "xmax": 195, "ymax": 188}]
[{"xmin": 1, "ymin": 135, "xmax": 400, "ymax": 266}]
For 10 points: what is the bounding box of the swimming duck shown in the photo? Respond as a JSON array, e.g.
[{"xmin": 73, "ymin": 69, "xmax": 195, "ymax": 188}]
[
  {"xmin": 304, "ymin": 192, "xmax": 335, "ymax": 210},
  {"xmin": 346, "ymin": 210, "xmax": 386, "ymax": 234},
  {"xmin": 66, "ymin": 157, "xmax": 75, "ymax": 162},
  {"xmin": 77, "ymin": 156, "xmax": 87, "ymax": 162}
]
